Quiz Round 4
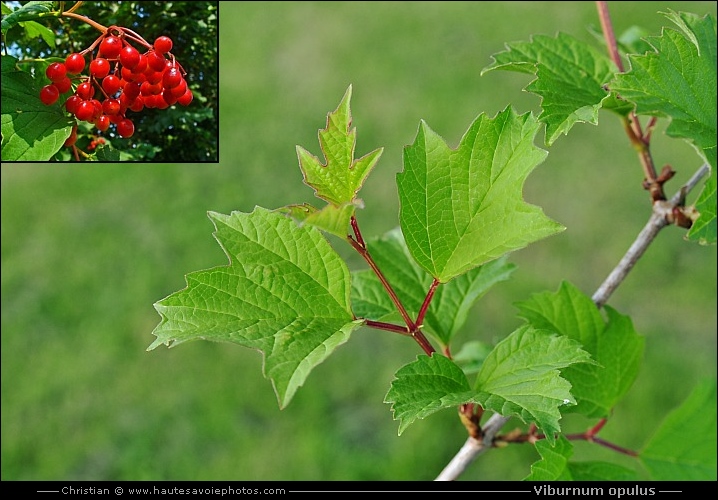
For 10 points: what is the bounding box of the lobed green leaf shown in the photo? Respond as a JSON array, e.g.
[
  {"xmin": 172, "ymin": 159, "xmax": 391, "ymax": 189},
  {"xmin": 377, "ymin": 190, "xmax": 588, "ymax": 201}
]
[
  {"xmin": 397, "ymin": 106, "xmax": 563, "ymax": 283},
  {"xmin": 474, "ymin": 325, "xmax": 594, "ymax": 444},
  {"xmin": 149, "ymin": 207, "xmax": 363, "ymax": 408},
  {"xmin": 297, "ymin": 84, "xmax": 383, "ymax": 207},
  {"xmin": 482, "ymin": 32, "xmax": 618, "ymax": 145},
  {"xmin": 516, "ymin": 281, "xmax": 644, "ymax": 418},
  {"xmin": 384, "ymin": 353, "xmax": 478, "ymax": 436}
]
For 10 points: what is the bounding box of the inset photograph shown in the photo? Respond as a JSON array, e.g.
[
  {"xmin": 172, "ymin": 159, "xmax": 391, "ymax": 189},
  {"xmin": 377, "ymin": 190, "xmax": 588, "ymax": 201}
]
[{"xmin": 1, "ymin": 1, "xmax": 218, "ymax": 162}]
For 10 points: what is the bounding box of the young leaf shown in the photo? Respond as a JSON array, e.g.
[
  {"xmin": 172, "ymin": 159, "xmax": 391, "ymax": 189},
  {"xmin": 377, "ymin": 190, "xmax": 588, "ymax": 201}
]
[
  {"xmin": 384, "ymin": 353, "xmax": 479, "ymax": 436},
  {"xmin": 640, "ymin": 378, "xmax": 717, "ymax": 480},
  {"xmin": 350, "ymin": 228, "xmax": 515, "ymax": 346},
  {"xmin": 481, "ymin": 32, "xmax": 618, "ymax": 145},
  {"xmin": 278, "ymin": 201, "xmax": 360, "ymax": 239},
  {"xmin": 525, "ymin": 435, "xmax": 637, "ymax": 481},
  {"xmin": 515, "ymin": 281, "xmax": 644, "ymax": 418},
  {"xmin": 397, "ymin": 107, "xmax": 564, "ymax": 283},
  {"xmin": 296, "ymin": 84, "xmax": 383, "ymax": 207},
  {"xmin": 148, "ymin": 207, "xmax": 364, "ymax": 408},
  {"xmin": 473, "ymin": 325, "xmax": 593, "ymax": 444},
  {"xmin": 611, "ymin": 11, "xmax": 716, "ymax": 245}
]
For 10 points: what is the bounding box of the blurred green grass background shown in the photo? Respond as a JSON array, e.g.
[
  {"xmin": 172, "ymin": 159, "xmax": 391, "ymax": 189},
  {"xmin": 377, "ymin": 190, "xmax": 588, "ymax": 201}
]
[{"xmin": 2, "ymin": 1, "xmax": 716, "ymax": 481}]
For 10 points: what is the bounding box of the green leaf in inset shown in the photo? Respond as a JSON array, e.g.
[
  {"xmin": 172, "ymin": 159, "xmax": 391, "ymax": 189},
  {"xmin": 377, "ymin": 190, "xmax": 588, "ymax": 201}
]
[
  {"xmin": 18, "ymin": 20, "xmax": 55, "ymax": 48},
  {"xmin": 1, "ymin": 1, "xmax": 55, "ymax": 33},
  {"xmin": 350, "ymin": 228, "xmax": 515, "ymax": 346},
  {"xmin": 640, "ymin": 378, "xmax": 717, "ymax": 480},
  {"xmin": 397, "ymin": 107, "xmax": 563, "ymax": 283},
  {"xmin": 516, "ymin": 281, "xmax": 644, "ymax": 418},
  {"xmin": 297, "ymin": 85, "xmax": 383, "ymax": 207},
  {"xmin": 384, "ymin": 354, "xmax": 478, "ymax": 435},
  {"xmin": 474, "ymin": 325, "xmax": 593, "ymax": 444},
  {"xmin": 525, "ymin": 436, "xmax": 637, "ymax": 481},
  {"xmin": 481, "ymin": 32, "xmax": 618, "ymax": 145},
  {"xmin": 149, "ymin": 207, "xmax": 363, "ymax": 408},
  {"xmin": 1, "ymin": 55, "xmax": 74, "ymax": 161}
]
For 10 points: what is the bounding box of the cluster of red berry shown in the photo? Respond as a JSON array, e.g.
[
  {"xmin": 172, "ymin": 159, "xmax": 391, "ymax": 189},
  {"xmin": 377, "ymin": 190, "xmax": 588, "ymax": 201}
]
[{"xmin": 40, "ymin": 26, "xmax": 193, "ymax": 140}]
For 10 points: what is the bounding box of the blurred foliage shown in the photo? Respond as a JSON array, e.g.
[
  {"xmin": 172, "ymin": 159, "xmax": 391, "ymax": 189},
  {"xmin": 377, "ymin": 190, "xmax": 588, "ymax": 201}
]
[{"xmin": 2, "ymin": 1, "xmax": 218, "ymax": 161}]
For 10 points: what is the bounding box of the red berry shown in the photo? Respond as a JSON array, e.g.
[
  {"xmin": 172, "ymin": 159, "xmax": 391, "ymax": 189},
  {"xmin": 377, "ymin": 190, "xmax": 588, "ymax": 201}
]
[
  {"xmin": 40, "ymin": 84, "xmax": 60, "ymax": 105},
  {"xmin": 147, "ymin": 51, "xmax": 166, "ymax": 72},
  {"xmin": 99, "ymin": 35, "xmax": 122, "ymax": 59},
  {"xmin": 145, "ymin": 70, "xmax": 163, "ymax": 85},
  {"xmin": 96, "ymin": 115, "xmax": 111, "ymax": 132},
  {"xmin": 134, "ymin": 54, "xmax": 148, "ymax": 73},
  {"xmin": 102, "ymin": 98, "xmax": 121, "ymax": 116},
  {"xmin": 170, "ymin": 78, "xmax": 187, "ymax": 97},
  {"xmin": 65, "ymin": 95, "xmax": 82, "ymax": 114},
  {"xmin": 102, "ymin": 75, "xmax": 122, "ymax": 95},
  {"xmin": 162, "ymin": 67, "xmax": 182, "ymax": 89},
  {"xmin": 46, "ymin": 62, "xmax": 67, "ymax": 82},
  {"xmin": 76, "ymin": 81, "xmax": 95, "ymax": 100},
  {"xmin": 54, "ymin": 76, "xmax": 73, "ymax": 94},
  {"xmin": 89, "ymin": 58, "xmax": 111, "ymax": 78},
  {"xmin": 128, "ymin": 98, "xmax": 144, "ymax": 112},
  {"xmin": 177, "ymin": 88, "xmax": 193, "ymax": 106},
  {"xmin": 123, "ymin": 81, "xmax": 142, "ymax": 100},
  {"xmin": 162, "ymin": 87, "xmax": 178, "ymax": 105},
  {"xmin": 119, "ymin": 45, "xmax": 140, "ymax": 70},
  {"xmin": 117, "ymin": 118, "xmax": 134, "ymax": 138},
  {"xmin": 154, "ymin": 36, "xmax": 173, "ymax": 54},
  {"xmin": 75, "ymin": 101, "xmax": 95, "ymax": 121},
  {"xmin": 65, "ymin": 53, "xmax": 85, "ymax": 74}
]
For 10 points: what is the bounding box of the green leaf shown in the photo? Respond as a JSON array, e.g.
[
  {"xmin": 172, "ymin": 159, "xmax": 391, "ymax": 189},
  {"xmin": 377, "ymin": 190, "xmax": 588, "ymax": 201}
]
[
  {"xmin": 1, "ymin": 1, "xmax": 55, "ymax": 33},
  {"xmin": 481, "ymin": 32, "xmax": 618, "ymax": 145},
  {"xmin": 94, "ymin": 143, "xmax": 121, "ymax": 162},
  {"xmin": 384, "ymin": 354, "xmax": 478, "ymax": 435},
  {"xmin": 474, "ymin": 325, "xmax": 593, "ymax": 444},
  {"xmin": 525, "ymin": 434, "xmax": 574, "ymax": 481},
  {"xmin": 611, "ymin": 11, "xmax": 717, "ymax": 245},
  {"xmin": 525, "ymin": 436, "xmax": 637, "ymax": 481},
  {"xmin": 278, "ymin": 202, "xmax": 359, "ymax": 239},
  {"xmin": 688, "ymin": 174, "xmax": 716, "ymax": 245},
  {"xmin": 1, "ymin": 55, "xmax": 74, "ymax": 161},
  {"xmin": 350, "ymin": 228, "xmax": 515, "ymax": 346},
  {"xmin": 640, "ymin": 378, "xmax": 717, "ymax": 480},
  {"xmin": 297, "ymin": 85, "xmax": 383, "ymax": 207},
  {"xmin": 397, "ymin": 107, "xmax": 564, "ymax": 283},
  {"xmin": 516, "ymin": 281, "xmax": 644, "ymax": 418},
  {"xmin": 149, "ymin": 207, "xmax": 364, "ymax": 408},
  {"xmin": 19, "ymin": 20, "xmax": 55, "ymax": 48}
]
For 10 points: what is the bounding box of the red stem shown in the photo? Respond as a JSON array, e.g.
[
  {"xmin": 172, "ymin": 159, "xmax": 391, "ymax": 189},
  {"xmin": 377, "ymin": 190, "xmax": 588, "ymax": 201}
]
[
  {"xmin": 416, "ymin": 278, "xmax": 440, "ymax": 328},
  {"xmin": 348, "ymin": 217, "xmax": 436, "ymax": 356}
]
